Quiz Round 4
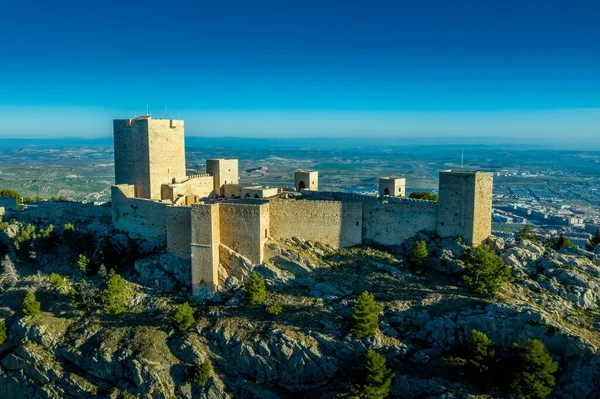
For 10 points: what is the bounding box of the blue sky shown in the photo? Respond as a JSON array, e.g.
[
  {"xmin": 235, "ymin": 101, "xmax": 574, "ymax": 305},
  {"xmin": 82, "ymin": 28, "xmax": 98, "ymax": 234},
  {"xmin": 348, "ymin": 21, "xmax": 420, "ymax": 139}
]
[{"xmin": 0, "ymin": 0, "xmax": 598, "ymax": 139}]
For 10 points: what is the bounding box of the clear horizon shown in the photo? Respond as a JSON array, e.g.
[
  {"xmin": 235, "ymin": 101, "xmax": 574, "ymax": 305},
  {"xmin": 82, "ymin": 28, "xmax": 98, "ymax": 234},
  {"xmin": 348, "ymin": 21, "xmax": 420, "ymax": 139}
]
[{"xmin": 1, "ymin": 0, "xmax": 598, "ymax": 139}]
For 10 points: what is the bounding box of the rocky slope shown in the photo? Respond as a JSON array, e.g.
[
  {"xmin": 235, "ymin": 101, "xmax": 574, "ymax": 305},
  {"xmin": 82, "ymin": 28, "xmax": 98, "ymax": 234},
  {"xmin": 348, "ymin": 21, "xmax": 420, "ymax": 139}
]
[{"xmin": 0, "ymin": 220, "xmax": 599, "ymax": 398}]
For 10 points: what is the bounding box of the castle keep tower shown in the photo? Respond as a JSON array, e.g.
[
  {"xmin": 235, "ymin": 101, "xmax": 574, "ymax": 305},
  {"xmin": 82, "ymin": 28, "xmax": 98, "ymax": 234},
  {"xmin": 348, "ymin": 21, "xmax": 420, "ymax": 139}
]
[
  {"xmin": 113, "ymin": 116, "xmax": 186, "ymax": 200},
  {"xmin": 437, "ymin": 170, "xmax": 493, "ymax": 245},
  {"xmin": 206, "ymin": 159, "xmax": 239, "ymax": 197},
  {"xmin": 295, "ymin": 170, "xmax": 318, "ymax": 191},
  {"xmin": 378, "ymin": 177, "xmax": 406, "ymax": 197}
]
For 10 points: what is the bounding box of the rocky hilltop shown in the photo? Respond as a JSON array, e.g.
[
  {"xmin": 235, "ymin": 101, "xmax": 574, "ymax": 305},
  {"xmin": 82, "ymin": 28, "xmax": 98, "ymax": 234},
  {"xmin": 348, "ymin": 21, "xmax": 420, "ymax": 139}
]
[{"xmin": 0, "ymin": 219, "xmax": 599, "ymax": 398}]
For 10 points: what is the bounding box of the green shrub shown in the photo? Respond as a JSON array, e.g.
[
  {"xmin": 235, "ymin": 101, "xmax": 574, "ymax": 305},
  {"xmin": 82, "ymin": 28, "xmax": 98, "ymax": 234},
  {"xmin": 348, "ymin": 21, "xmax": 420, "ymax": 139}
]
[
  {"xmin": 517, "ymin": 225, "xmax": 538, "ymax": 243},
  {"xmin": 12, "ymin": 224, "xmax": 36, "ymax": 254},
  {"xmin": 266, "ymin": 300, "xmax": 283, "ymax": 316},
  {"xmin": 465, "ymin": 329, "xmax": 497, "ymax": 382},
  {"xmin": 244, "ymin": 271, "xmax": 267, "ymax": 305},
  {"xmin": 0, "ymin": 319, "xmax": 7, "ymax": 344},
  {"xmin": 174, "ymin": 302, "xmax": 195, "ymax": 332},
  {"xmin": 101, "ymin": 270, "xmax": 128, "ymax": 315},
  {"xmin": 349, "ymin": 291, "xmax": 383, "ymax": 339},
  {"xmin": 409, "ymin": 191, "xmax": 438, "ymax": 201},
  {"xmin": 362, "ymin": 349, "xmax": 394, "ymax": 399},
  {"xmin": 546, "ymin": 233, "xmax": 577, "ymax": 251},
  {"xmin": 461, "ymin": 244, "xmax": 511, "ymax": 295},
  {"xmin": 70, "ymin": 279, "xmax": 96, "ymax": 311},
  {"xmin": 506, "ymin": 340, "xmax": 558, "ymax": 399},
  {"xmin": 78, "ymin": 254, "xmax": 90, "ymax": 276},
  {"xmin": 23, "ymin": 292, "xmax": 41, "ymax": 316},
  {"xmin": 38, "ymin": 224, "xmax": 58, "ymax": 252},
  {"xmin": 187, "ymin": 361, "xmax": 211, "ymax": 386},
  {"xmin": 409, "ymin": 240, "xmax": 428, "ymax": 275},
  {"xmin": 0, "ymin": 189, "xmax": 21, "ymax": 204},
  {"xmin": 586, "ymin": 228, "xmax": 600, "ymax": 251},
  {"xmin": 49, "ymin": 273, "xmax": 64, "ymax": 288}
]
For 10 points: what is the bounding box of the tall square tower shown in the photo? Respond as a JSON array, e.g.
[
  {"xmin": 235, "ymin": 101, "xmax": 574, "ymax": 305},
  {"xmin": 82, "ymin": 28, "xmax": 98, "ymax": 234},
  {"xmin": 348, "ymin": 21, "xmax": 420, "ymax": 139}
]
[
  {"xmin": 206, "ymin": 159, "xmax": 239, "ymax": 197},
  {"xmin": 113, "ymin": 117, "xmax": 186, "ymax": 200},
  {"xmin": 437, "ymin": 170, "xmax": 493, "ymax": 245},
  {"xmin": 378, "ymin": 177, "xmax": 406, "ymax": 197},
  {"xmin": 295, "ymin": 170, "xmax": 318, "ymax": 191}
]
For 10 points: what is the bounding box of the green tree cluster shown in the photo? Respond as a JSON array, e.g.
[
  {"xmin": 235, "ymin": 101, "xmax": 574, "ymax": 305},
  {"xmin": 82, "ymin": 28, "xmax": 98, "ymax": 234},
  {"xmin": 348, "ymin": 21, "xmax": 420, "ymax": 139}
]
[
  {"xmin": 408, "ymin": 191, "xmax": 438, "ymax": 201},
  {"xmin": 244, "ymin": 271, "xmax": 267, "ymax": 305},
  {"xmin": 49, "ymin": 273, "xmax": 64, "ymax": 288},
  {"xmin": 78, "ymin": 254, "xmax": 90, "ymax": 276},
  {"xmin": 362, "ymin": 349, "xmax": 394, "ymax": 399},
  {"xmin": 409, "ymin": 240, "xmax": 428, "ymax": 275},
  {"xmin": 187, "ymin": 361, "xmax": 212, "ymax": 386},
  {"xmin": 174, "ymin": 302, "xmax": 195, "ymax": 332},
  {"xmin": 461, "ymin": 244, "xmax": 511, "ymax": 295},
  {"xmin": 507, "ymin": 340, "xmax": 558, "ymax": 399},
  {"xmin": 12, "ymin": 224, "xmax": 36, "ymax": 254},
  {"xmin": 463, "ymin": 330, "xmax": 558, "ymax": 399},
  {"xmin": 21, "ymin": 196, "xmax": 44, "ymax": 203},
  {"xmin": 546, "ymin": 233, "xmax": 577, "ymax": 251},
  {"xmin": 266, "ymin": 300, "xmax": 283, "ymax": 316},
  {"xmin": 0, "ymin": 189, "xmax": 21, "ymax": 204},
  {"xmin": 23, "ymin": 292, "xmax": 41, "ymax": 316},
  {"xmin": 585, "ymin": 229, "xmax": 600, "ymax": 252},
  {"xmin": 517, "ymin": 225, "xmax": 538, "ymax": 243},
  {"xmin": 101, "ymin": 270, "xmax": 128, "ymax": 315},
  {"xmin": 465, "ymin": 329, "xmax": 496, "ymax": 380},
  {"xmin": 349, "ymin": 291, "xmax": 383, "ymax": 339},
  {"xmin": 0, "ymin": 319, "xmax": 7, "ymax": 344}
]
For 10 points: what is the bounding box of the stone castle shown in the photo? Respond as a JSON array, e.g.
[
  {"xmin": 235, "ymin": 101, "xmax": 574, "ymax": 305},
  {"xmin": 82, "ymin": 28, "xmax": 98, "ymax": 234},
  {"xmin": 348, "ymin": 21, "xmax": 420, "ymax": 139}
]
[{"xmin": 111, "ymin": 116, "xmax": 493, "ymax": 296}]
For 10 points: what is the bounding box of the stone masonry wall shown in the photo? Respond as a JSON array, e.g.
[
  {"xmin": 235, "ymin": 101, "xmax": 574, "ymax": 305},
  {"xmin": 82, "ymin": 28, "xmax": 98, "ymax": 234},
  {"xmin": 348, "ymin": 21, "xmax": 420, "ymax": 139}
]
[
  {"xmin": 472, "ymin": 172, "xmax": 493, "ymax": 245},
  {"xmin": 166, "ymin": 206, "xmax": 192, "ymax": 260},
  {"xmin": 363, "ymin": 200, "xmax": 438, "ymax": 246},
  {"xmin": 269, "ymin": 199, "xmax": 363, "ymax": 248},
  {"xmin": 113, "ymin": 119, "xmax": 150, "ymax": 198},
  {"xmin": 111, "ymin": 185, "xmax": 168, "ymax": 242},
  {"xmin": 191, "ymin": 204, "xmax": 221, "ymax": 295},
  {"xmin": 147, "ymin": 119, "xmax": 186, "ymax": 200},
  {"xmin": 161, "ymin": 175, "xmax": 214, "ymax": 201},
  {"xmin": 218, "ymin": 202, "xmax": 269, "ymax": 264}
]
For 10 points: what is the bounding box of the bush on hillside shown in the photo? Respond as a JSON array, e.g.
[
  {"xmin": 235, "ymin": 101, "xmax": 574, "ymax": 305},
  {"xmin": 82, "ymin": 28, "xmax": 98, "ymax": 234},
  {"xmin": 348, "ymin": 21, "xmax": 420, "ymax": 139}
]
[
  {"xmin": 461, "ymin": 244, "xmax": 511, "ymax": 295},
  {"xmin": 173, "ymin": 302, "xmax": 195, "ymax": 332},
  {"xmin": 506, "ymin": 340, "xmax": 558, "ymax": 399},
  {"xmin": 362, "ymin": 349, "xmax": 394, "ymax": 399},
  {"xmin": 409, "ymin": 240, "xmax": 428, "ymax": 275},
  {"xmin": 409, "ymin": 191, "xmax": 438, "ymax": 201},
  {"xmin": 187, "ymin": 361, "xmax": 211, "ymax": 386},
  {"xmin": 23, "ymin": 292, "xmax": 41, "ymax": 316},
  {"xmin": 244, "ymin": 271, "xmax": 267, "ymax": 305},
  {"xmin": 101, "ymin": 270, "xmax": 128, "ymax": 315},
  {"xmin": 349, "ymin": 291, "xmax": 383, "ymax": 339}
]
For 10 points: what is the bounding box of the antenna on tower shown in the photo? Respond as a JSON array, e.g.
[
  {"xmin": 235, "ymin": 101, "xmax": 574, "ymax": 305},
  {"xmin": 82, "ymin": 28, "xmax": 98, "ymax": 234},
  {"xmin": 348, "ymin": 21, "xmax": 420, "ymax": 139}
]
[
  {"xmin": 165, "ymin": 106, "xmax": 168, "ymax": 119},
  {"xmin": 146, "ymin": 105, "xmax": 149, "ymax": 117},
  {"xmin": 461, "ymin": 149, "xmax": 464, "ymax": 170}
]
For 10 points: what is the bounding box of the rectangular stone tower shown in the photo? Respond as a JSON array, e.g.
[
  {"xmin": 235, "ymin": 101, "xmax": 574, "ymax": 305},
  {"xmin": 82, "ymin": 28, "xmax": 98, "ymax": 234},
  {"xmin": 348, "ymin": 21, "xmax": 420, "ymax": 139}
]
[
  {"xmin": 437, "ymin": 170, "xmax": 493, "ymax": 245},
  {"xmin": 379, "ymin": 177, "xmax": 406, "ymax": 197},
  {"xmin": 113, "ymin": 116, "xmax": 186, "ymax": 200},
  {"xmin": 206, "ymin": 159, "xmax": 239, "ymax": 197},
  {"xmin": 295, "ymin": 170, "xmax": 318, "ymax": 191}
]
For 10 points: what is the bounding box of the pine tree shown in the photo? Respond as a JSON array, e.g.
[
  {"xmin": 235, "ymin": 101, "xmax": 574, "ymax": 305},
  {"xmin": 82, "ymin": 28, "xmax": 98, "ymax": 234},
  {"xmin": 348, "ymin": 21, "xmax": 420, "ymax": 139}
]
[
  {"xmin": 244, "ymin": 271, "xmax": 267, "ymax": 305},
  {"xmin": 187, "ymin": 361, "xmax": 212, "ymax": 386},
  {"xmin": 78, "ymin": 254, "xmax": 90, "ymax": 277},
  {"xmin": 349, "ymin": 291, "xmax": 383, "ymax": 339},
  {"xmin": 585, "ymin": 228, "xmax": 600, "ymax": 251},
  {"xmin": 23, "ymin": 292, "xmax": 41, "ymax": 316},
  {"xmin": 517, "ymin": 225, "xmax": 538, "ymax": 243},
  {"xmin": 49, "ymin": 273, "xmax": 64, "ymax": 288},
  {"xmin": 409, "ymin": 240, "xmax": 428, "ymax": 275},
  {"xmin": 507, "ymin": 340, "xmax": 558, "ymax": 399},
  {"xmin": 549, "ymin": 233, "xmax": 577, "ymax": 251},
  {"xmin": 465, "ymin": 329, "xmax": 497, "ymax": 382},
  {"xmin": 0, "ymin": 319, "xmax": 7, "ymax": 345},
  {"xmin": 362, "ymin": 349, "xmax": 394, "ymax": 399},
  {"xmin": 174, "ymin": 302, "xmax": 195, "ymax": 332},
  {"xmin": 461, "ymin": 244, "xmax": 511, "ymax": 295},
  {"xmin": 101, "ymin": 269, "xmax": 128, "ymax": 315}
]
